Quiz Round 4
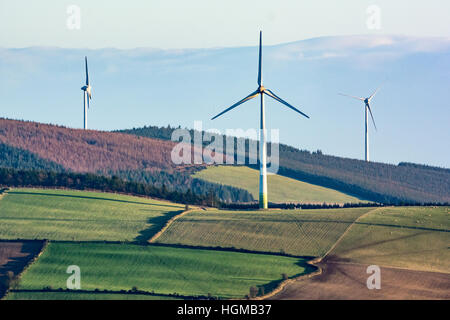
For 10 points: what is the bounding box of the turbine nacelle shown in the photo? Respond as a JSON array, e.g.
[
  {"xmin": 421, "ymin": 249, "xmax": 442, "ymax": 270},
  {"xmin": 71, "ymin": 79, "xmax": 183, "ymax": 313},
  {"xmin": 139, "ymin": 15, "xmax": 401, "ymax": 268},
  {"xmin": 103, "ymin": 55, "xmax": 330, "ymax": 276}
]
[
  {"xmin": 339, "ymin": 85, "xmax": 382, "ymax": 131},
  {"xmin": 339, "ymin": 85, "xmax": 383, "ymax": 161},
  {"xmin": 211, "ymin": 33, "xmax": 309, "ymax": 121}
]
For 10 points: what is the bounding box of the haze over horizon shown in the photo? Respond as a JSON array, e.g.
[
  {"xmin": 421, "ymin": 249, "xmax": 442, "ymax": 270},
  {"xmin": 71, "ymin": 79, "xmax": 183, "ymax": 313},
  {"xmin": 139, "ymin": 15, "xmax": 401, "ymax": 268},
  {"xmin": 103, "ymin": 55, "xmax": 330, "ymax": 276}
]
[
  {"xmin": 1, "ymin": 1, "xmax": 450, "ymax": 49},
  {"xmin": 1, "ymin": 34, "xmax": 449, "ymax": 168}
]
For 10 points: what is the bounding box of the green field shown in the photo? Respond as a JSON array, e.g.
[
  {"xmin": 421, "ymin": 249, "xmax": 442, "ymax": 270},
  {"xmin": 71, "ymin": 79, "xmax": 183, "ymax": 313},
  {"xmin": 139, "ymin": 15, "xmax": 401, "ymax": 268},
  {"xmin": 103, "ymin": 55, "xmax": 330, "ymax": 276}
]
[
  {"xmin": 0, "ymin": 188, "xmax": 185, "ymax": 241},
  {"xmin": 155, "ymin": 207, "xmax": 373, "ymax": 257},
  {"xmin": 2, "ymin": 187, "xmax": 448, "ymax": 300},
  {"xmin": 6, "ymin": 291, "xmax": 180, "ymax": 300},
  {"xmin": 329, "ymin": 206, "xmax": 450, "ymax": 273},
  {"xmin": 193, "ymin": 166, "xmax": 363, "ymax": 203},
  {"xmin": 12, "ymin": 242, "xmax": 311, "ymax": 299}
]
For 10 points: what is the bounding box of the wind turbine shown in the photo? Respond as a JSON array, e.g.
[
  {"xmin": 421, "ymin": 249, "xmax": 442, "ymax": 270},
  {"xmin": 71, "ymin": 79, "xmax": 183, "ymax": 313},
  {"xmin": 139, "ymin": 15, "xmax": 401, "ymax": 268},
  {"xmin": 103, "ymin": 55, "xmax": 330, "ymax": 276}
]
[
  {"xmin": 81, "ymin": 56, "xmax": 92, "ymax": 130},
  {"xmin": 339, "ymin": 86, "xmax": 381, "ymax": 162},
  {"xmin": 211, "ymin": 31, "xmax": 309, "ymax": 209}
]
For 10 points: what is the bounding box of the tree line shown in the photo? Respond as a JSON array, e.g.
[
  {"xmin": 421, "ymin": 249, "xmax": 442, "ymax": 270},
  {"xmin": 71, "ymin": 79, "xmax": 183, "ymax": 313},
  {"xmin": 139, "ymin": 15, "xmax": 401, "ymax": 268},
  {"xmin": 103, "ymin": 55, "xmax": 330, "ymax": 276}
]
[
  {"xmin": 0, "ymin": 168, "xmax": 221, "ymax": 206},
  {"xmin": 0, "ymin": 142, "xmax": 253, "ymax": 203}
]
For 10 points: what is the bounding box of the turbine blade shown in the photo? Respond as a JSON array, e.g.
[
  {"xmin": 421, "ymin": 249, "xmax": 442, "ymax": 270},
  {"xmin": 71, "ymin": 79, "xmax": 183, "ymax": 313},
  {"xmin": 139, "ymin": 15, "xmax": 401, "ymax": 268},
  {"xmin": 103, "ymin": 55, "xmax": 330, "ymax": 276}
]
[
  {"xmin": 85, "ymin": 56, "xmax": 89, "ymax": 86},
  {"xmin": 87, "ymin": 95, "xmax": 90, "ymax": 109},
  {"xmin": 211, "ymin": 90, "xmax": 260, "ymax": 120},
  {"xmin": 368, "ymin": 85, "xmax": 382, "ymax": 101},
  {"xmin": 367, "ymin": 104, "xmax": 377, "ymax": 131},
  {"xmin": 264, "ymin": 89, "xmax": 309, "ymax": 119},
  {"xmin": 339, "ymin": 93, "xmax": 364, "ymax": 101},
  {"xmin": 258, "ymin": 31, "xmax": 262, "ymax": 86}
]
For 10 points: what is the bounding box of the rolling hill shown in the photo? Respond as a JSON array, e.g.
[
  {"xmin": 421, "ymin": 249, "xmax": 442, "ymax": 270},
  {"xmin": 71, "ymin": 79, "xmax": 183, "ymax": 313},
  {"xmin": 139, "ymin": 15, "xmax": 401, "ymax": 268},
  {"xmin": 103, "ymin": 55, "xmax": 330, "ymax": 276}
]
[
  {"xmin": 0, "ymin": 118, "xmax": 253, "ymax": 203},
  {"xmin": 155, "ymin": 207, "xmax": 372, "ymax": 257},
  {"xmin": 0, "ymin": 118, "xmax": 179, "ymax": 173},
  {"xmin": 119, "ymin": 125, "xmax": 450, "ymax": 204},
  {"xmin": 193, "ymin": 165, "xmax": 363, "ymax": 204},
  {"xmin": 0, "ymin": 188, "xmax": 185, "ymax": 242},
  {"xmin": 0, "ymin": 118, "xmax": 449, "ymax": 204},
  {"xmin": 0, "ymin": 188, "xmax": 312, "ymax": 299}
]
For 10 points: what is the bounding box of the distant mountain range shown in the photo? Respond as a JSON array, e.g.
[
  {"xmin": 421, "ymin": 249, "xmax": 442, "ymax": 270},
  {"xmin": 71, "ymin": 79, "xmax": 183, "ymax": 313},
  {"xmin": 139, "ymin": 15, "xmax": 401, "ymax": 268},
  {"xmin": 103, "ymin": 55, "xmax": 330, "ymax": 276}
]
[{"xmin": 1, "ymin": 34, "xmax": 449, "ymax": 167}]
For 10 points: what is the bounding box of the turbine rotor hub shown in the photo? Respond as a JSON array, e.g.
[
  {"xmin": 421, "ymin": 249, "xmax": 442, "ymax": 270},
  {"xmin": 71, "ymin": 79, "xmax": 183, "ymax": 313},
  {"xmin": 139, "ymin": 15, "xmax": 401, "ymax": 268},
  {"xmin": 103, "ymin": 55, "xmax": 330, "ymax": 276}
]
[{"xmin": 258, "ymin": 85, "xmax": 265, "ymax": 93}]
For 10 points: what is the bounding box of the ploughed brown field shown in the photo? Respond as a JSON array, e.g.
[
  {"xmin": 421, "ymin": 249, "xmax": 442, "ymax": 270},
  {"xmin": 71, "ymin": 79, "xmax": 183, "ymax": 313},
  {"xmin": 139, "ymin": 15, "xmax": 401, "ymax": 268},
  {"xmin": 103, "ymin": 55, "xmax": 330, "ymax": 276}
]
[
  {"xmin": 270, "ymin": 260, "xmax": 450, "ymax": 300},
  {"xmin": 0, "ymin": 241, "xmax": 46, "ymax": 296}
]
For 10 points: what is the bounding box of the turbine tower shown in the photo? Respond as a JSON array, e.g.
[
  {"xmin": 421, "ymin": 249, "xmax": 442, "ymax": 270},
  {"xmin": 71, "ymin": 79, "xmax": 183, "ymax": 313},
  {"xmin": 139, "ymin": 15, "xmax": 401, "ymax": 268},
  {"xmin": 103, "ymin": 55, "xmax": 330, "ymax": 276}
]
[
  {"xmin": 339, "ymin": 86, "xmax": 381, "ymax": 162},
  {"xmin": 81, "ymin": 56, "xmax": 92, "ymax": 130},
  {"xmin": 211, "ymin": 31, "xmax": 309, "ymax": 209}
]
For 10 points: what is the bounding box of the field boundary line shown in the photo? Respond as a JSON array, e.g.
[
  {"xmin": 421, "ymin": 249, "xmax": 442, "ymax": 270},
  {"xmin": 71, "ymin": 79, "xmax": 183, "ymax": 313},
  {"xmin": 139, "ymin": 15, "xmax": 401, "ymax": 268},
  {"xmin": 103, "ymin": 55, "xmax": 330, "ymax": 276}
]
[
  {"xmin": 324, "ymin": 260, "xmax": 450, "ymax": 275},
  {"xmin": 259, "ymin": 207, "xmax": 383, "ymax": 300},
  {"xmin": 148, "ymin": 209, "xmax": 197, "ymax": 243},
  {"xmin": 312, "ymin": 206, "xmax": 384, "ymax": 264},
  {"xmin": 254, "ymin": 262, "xmax": 321, "ymax": 300},
  {"xmin": 3, "ymin": 186, "xmax": 191, "ymax": 209},
  {"xmin": 1, "ymin": 239, "xmax": 48, "ymax": 300},
  {"xmin": 7, "ymin": 288, "xmax": 216, "ymax": 300}
]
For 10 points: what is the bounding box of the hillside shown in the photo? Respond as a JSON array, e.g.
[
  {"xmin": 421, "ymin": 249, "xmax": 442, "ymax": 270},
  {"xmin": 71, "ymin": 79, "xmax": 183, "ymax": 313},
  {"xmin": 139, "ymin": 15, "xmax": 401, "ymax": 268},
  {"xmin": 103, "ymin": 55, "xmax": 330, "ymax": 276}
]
[
  {"xmin": 0, "ymin": 119, "xmax": 179, "ymax": 173},
  {"xmin": 0, "ymin": 143, "xmax": 65, "ymax": 172},
  {"xmin": 0, "ymin": 188, "xmax": 185, "ymax": 241},
  {"xmin": 0, "ymin": 118, "xmax": 253, "ymax": 203},
  {"xmin": 193, "ymin": 166, "xmax": 363, "ymax": 204},
  {"xmin": 1, "ymin": 118, "xmax": 449, "ymax": 204},
  {"xmin": 119, "ymin": 125, "xmax": 450, "ymax": 204}
]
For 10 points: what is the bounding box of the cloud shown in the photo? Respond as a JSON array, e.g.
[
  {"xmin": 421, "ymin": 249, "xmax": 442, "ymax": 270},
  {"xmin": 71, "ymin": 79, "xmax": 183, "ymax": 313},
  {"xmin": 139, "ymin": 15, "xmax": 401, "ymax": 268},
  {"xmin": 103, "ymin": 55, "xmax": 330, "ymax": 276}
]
[{"xmin": 268, "ymin": 35, "xmax": 450, "ymax": 62}]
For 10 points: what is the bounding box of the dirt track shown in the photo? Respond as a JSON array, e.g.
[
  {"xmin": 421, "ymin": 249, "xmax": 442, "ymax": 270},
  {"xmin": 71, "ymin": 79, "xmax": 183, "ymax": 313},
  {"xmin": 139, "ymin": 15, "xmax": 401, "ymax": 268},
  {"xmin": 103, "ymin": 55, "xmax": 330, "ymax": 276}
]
[
  {"xmin": 0, "ymin": 241, "xmax": 45, "ymax": 297},
  {"xmin": 270, "ymin": 260, "xmax": 450, "ymax": 300}
]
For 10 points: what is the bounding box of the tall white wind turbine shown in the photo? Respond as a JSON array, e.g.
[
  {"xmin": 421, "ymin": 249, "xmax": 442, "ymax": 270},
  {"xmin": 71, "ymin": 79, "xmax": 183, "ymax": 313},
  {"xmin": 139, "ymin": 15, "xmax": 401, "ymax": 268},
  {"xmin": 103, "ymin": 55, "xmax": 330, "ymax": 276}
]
[
  {"xmin": 81, "ymin": 56, "xmax": 92, "ymax": 130},
  {"xmin": 339, "ymin": 86, "xmax": 381, "ymax": 162},
  {"xmin": 211, "ymin": 31, "xmax": 309, "ymax": 209}
]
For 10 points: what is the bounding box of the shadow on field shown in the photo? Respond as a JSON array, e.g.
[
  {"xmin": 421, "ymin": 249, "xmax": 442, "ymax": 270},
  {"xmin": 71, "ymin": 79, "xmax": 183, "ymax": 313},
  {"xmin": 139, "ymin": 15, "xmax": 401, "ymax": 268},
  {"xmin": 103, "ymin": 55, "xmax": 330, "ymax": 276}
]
[
  {"xmin": 7, "ymin": 191, "xmax": 181, "ymax": 209},
  {"xmin": 328, "ymin": 231, "xmax": 428, "ymax": 257},
  {"xmin": 259, "ymin": 261, "xmax": 318, "ymax": 296},
  {"xmin": 134, "ymin": 210, "xmax": 184, "ymax": 243},
  {"xmin": 0, "ymin": 240, "xmax": 45, "ymax": 298}
]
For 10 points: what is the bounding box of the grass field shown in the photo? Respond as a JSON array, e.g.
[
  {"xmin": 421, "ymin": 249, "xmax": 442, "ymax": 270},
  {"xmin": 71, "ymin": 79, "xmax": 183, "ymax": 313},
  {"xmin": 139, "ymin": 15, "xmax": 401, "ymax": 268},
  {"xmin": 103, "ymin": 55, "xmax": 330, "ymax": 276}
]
[
  {"xmin": 2, "ymin": 187, "xmax": 448, "ymax": 300},
  {"xmin": 5, "ymin": 291, "xmax": 180, "ymax": 300},
  {"xmin": 0, "ymin": 188, "xmax": 185, "ymax": 242},
  {"xmin": 155, "ymin": 208, "xmax": 373, "ymax": 257},
  {"xmin": 328, "ymin": 206, "xmax": 450, "ymax": 273},
  {"xmin": 193, "ymin": 166, "xmax": 363, "ymax": 203},
  {"xmin": 12, "ymin": 242, "xmax": 311, "ymax": 299}
]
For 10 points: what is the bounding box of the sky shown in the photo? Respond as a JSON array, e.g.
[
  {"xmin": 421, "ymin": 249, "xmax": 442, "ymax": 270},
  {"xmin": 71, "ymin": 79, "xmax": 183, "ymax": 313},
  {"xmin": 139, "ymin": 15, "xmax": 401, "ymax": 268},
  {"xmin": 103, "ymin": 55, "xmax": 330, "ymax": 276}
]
[
  {"xmin": 1, "ymin": 1, "xmax": 450, "ymax": 49},
  {"xmin": 0, "ymin": 1, "xmax": 449, "ymax": 168}
]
